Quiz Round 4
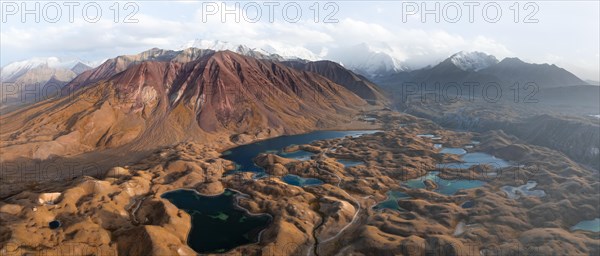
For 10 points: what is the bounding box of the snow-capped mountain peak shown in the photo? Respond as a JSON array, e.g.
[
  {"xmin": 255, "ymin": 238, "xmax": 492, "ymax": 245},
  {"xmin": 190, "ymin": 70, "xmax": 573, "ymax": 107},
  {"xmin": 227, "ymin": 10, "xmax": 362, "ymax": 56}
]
[
  {"xmin": 260, "ymin": 44, "xmax": 321, "ymax": 61},
  {"xmin": 180, "ymin": 39, "xmax": 270, "ymax": 57},
  {"xmin": 325, "ymin": 43, "xmax": 409, "ymax": 77},
  {"xmin": 182, "ymin": 39, "xmax": 244, "ymax": 52},
  {"xmin": 180, "ymin": 39, "xmax": 407, "ymax": 76},
  {"xmin": 449, "ymin": 51, "xmax": 499, "ymax": 71},
  {"xmin": 181, "ymin": 39, "xmax": 320, "ymax": 61},
  {"xmin": 1, "ymin": 57, "xmax": 91, "ymax": 82}
]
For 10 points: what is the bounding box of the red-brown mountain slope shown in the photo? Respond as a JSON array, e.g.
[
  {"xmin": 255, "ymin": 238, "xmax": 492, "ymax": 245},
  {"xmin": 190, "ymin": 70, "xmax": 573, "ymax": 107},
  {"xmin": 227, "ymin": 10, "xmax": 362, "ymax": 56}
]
[{"xmin": 0, "ymin": 51, "xmax": 370, "ymax": 160}]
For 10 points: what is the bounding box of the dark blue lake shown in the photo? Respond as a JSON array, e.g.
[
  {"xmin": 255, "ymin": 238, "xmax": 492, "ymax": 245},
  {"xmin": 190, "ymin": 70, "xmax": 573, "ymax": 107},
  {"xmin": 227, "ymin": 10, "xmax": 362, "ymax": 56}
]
[
  {"xmin": 279, "ymin": 150, "xmax": 314, "ymax": 161},
  {"xmin": 461, "ymin": 200, "xmax": 475, "ymax": 208},
  {"xmin": 281, "ymin": 174, "xmax": 324, "ymax": 187},
  {"xmin": 222, "ymin": 130, "xmax": 379, "ymax": 173},
  {"xmin": 161, "ymin": 189, "xmax": 272, "ymax": 253},
  {"xmin": 48, "ymin": 220, "xmax": 61, "ymax": 229},
  {"xmin": 373, "ymin": 190, "xmax": 411, "ymax": 211}
]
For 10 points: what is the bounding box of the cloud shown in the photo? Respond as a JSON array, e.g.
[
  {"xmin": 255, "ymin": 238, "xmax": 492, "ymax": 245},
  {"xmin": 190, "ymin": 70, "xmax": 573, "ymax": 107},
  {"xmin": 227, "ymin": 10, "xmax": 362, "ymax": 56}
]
[
  {"xmin": 0, "ymin": 1, "xmax": 597, "ymax": 80},
  {"xmin": 311, "ymin": 18, "xmax": 513, "ymax": 69},
  {"xmin": 1, "ymin": 3, "xmax": 510, "ymax": 65}
]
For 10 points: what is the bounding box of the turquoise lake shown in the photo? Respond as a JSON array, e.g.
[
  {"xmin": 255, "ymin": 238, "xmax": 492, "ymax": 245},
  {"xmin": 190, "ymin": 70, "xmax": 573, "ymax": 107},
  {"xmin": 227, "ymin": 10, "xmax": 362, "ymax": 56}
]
[
  {"xmin": 571, "ymin": 218, "xmax": 600, "ymax": 232},
  {"xmin": 373, "ymin": 190, "xmax": 411, "ymax": 211},
  {"xmin": 404, "ymin": 171, "xmax": 486, "ymax": 195}
]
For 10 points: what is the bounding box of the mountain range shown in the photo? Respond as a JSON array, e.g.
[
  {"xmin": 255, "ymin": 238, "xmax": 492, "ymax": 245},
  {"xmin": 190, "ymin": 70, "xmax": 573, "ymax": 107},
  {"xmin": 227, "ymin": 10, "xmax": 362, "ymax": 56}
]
[
  {"xmin": 1, "ymin": 43, "xmax": 592, "ymax": 115},
  {"xmin": 182, "ymin": 40, "xmax": 408, "ymax": 77},
  {"xmin": 4, "ymin": 41, "xmax": 590, "ymax": 91},
  {"xmin": 0, "ymin": 49, "xmax": 384, "ymax": 161},
  {"xmin": 0, "ymin": 58, "xmax": 92, "ymax": 112},
  {"xmin": 374, "ymin": 51, "xmax": 589, "ymax": 93},
  {"xmin": 1, "ymin": 57, "xmax": 89, "ymax": 82},
  {"xmin": 181, "ymin": 39, "xmax": 315, "ymax": 61},
  {"xmin": 1, "ymin": 41, "xmax": 599, "ymax": 256}
]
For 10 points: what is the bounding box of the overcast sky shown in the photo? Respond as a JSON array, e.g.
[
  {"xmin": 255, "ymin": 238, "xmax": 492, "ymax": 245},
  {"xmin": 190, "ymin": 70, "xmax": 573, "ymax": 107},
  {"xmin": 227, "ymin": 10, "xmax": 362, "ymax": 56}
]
[{"xmin": 1, "ymin": 1, "xmax": 598, "ymax": 80}]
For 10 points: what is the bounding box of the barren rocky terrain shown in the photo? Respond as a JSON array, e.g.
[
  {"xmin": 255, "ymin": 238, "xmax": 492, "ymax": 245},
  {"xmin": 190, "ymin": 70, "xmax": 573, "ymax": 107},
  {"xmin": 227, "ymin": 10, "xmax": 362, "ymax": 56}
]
[{"xmin": 1, "ymin": 110, "xmax": 597, "ymax": 255}]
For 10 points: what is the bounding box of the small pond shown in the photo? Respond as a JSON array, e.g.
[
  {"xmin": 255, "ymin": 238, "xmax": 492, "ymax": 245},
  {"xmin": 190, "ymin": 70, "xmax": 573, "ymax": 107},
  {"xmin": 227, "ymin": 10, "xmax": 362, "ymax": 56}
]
[
  {"xmin": 461, "ymin": 201, "xmax": 475, "ymax": 209},
  {"xmin": 404, "ymin": 171, "xmax": 486, "ymax": 196},
  {"xmin": 373, "ymin": 191, "xmax": 411, "ymax": 211},
  {"xmin": 418, "ymin": 134, "xmax": 442, "ymax": 140},
  {"xmin": 571, "ymin": 218, "xmax": 600, "ymax": 232},
  {"xmin": 440, "ymin": 148, "xmax": 468, "ymax": 155},
  {"xmin": 501, "ymin": 181, "xmax": 546, "ymax": 199},
  {"xmin": 281, "ymin": 174, "xmax": 324, "ymax": 187},
  {"xmin": 336, "ymin": 159, "xmax": 365, "ymax": 167},
  {"xmin": 49, "ymin": 220, "xmax": 61, "ymax": 229},
  {"xmin": 437, "ymin": 152, "xmax": 511, "ymax": 170}
]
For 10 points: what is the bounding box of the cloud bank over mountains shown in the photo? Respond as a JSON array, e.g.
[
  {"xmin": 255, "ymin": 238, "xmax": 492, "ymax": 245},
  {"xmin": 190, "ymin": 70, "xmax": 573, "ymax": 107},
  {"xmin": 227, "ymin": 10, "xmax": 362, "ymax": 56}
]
[{"xmin": 1, "ymin": 1, "xmax": 598, "ymax": 80}]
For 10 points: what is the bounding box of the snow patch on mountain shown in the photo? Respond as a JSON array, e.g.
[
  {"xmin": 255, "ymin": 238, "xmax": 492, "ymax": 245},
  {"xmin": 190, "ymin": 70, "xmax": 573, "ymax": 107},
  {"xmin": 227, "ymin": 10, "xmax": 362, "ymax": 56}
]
[
  {"xmin": 181, "ymin": 39, "xmax": 266, "ymax": 55},
  {"xmin": 181, "ymin": 39, "xmax": 409, "ymax": 77},
  {"xmin": 260, "ymin": 44, "xmax": 321, "ymax": 61},
  {"xmin": 181, "ymin": 39, "xmax": 321, "ymax": 61},
  {"xmin": 449, "ymin": 51, "xmax": 499, "ymax": 71}
]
